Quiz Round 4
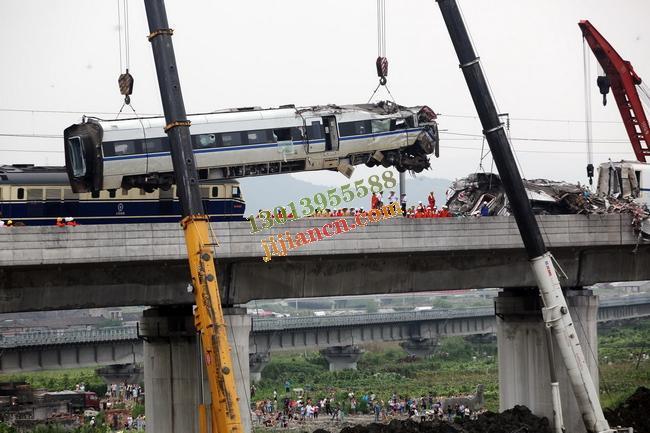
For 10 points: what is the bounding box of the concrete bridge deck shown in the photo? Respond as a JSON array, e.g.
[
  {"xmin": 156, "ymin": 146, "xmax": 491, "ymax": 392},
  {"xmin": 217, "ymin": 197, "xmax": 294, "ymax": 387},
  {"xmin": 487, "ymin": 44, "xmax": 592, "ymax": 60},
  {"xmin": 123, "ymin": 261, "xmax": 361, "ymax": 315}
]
[{"xmin": 0, "ymin": 215, "xmax": 648, "ymax": 312}]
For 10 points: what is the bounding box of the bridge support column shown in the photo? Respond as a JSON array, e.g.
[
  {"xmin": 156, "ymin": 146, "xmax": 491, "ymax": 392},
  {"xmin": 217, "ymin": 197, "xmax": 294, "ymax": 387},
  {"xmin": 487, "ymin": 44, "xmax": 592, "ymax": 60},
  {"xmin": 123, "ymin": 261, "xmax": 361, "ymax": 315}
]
[
  {"xmin": 496, "ymin": 288, "xmax": 599, "ymax": 433},
  {"xmin": 400, "ymin": 338, "xmax": 437, "ymax": 358},
  {"xmin": 249, "ymin": 352, "xmax": 270, "ymax": 383},
  {"xmin": 223, "ymin": 307, "xmax": 253, "ymax": 433},
  {"xmin": 320, "ymin": 345, "xmax": 363, "ymax": 371},
  {"xmin": 141, "ymin": 306, "xmax": 252, "ymax": 433}
]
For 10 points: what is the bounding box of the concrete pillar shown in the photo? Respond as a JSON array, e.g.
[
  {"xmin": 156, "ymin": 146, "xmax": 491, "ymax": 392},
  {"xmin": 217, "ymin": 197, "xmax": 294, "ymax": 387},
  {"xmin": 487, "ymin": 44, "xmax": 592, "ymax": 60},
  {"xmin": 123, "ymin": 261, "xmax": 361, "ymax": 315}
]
[
  {"xmin": 320, "ymin": 345, "xmax": 363, "ymax": 371},
  {"xmin": 400, "ymin": 338, "xmax": 437, "ymax": 358},
  {"xmin": 141, "ymin": 307, "xmax": 200, "ymax": 433},
  {"xmin": 223, "ymin": 307, "xmax": 252, "ymax": 433},
  {"xmin": 249, "ymin": 352, "xmax": 270, "ymax": 383},
  {"xmin": 141, "ymin": 306, "xmax": 252, "ymax": 433},
  {"xmin": 496, "ymin": 289, "xmax": 599, "ymax": 433}
]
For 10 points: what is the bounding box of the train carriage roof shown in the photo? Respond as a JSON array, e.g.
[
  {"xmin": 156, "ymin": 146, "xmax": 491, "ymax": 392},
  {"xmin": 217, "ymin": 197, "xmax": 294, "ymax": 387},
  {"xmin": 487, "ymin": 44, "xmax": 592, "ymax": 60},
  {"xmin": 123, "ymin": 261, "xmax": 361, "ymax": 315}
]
[
  {"xmin": 0, "ymin": 164, "xmax": 240, "ymax": 187},
  {"xmin": 86, "ymin": 101, "xmax": 420, "ymax": 133},
  {"xmin": 0, "ymin": 165, "xmax": 69, "ymax": 185}
]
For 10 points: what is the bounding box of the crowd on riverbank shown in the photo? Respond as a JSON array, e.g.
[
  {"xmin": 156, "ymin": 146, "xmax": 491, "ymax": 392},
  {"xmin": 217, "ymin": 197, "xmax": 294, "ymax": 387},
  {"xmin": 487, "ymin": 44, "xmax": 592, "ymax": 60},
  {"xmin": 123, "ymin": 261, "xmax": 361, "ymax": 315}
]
[{"xmin": 251, "ymin": 389, "xmax": 486, "ymax": 429}]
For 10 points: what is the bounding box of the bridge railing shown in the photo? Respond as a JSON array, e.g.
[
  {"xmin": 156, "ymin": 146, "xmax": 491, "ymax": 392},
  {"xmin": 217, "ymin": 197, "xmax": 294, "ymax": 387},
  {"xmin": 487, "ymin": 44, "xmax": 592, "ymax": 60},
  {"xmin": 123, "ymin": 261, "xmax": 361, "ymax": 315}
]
[
  {"xmin": 251, "ymin": 307, "xmax": 495, "ymax": 332},
  {"xmin": 0, "ymin": 326, "xmax": 138, "ymax": 348}
]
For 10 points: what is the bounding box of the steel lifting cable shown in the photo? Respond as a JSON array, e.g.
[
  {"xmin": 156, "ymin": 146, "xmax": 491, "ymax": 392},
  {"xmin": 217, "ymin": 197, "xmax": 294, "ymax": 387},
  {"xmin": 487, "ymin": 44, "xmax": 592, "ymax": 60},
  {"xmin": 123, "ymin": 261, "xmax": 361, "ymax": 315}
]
[
  {"xmin": 115, "ymin": 0, "xmax": 148, "ymax": 174},
  {"xmin": 368, "ymin": 0, "xmax": 397, "ymax": 104},
  {"xmin": 583, "ymin": 37, "xmax": 595, "ymax": 185}
]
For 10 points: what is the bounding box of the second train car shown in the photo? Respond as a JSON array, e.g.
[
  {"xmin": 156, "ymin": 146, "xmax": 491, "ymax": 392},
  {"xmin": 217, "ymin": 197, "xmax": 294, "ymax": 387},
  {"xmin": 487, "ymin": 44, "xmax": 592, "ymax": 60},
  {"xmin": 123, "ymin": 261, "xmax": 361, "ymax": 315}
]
[{"xmin": 0, "ymin": 165, "xmax": 245, "ymax": 225}]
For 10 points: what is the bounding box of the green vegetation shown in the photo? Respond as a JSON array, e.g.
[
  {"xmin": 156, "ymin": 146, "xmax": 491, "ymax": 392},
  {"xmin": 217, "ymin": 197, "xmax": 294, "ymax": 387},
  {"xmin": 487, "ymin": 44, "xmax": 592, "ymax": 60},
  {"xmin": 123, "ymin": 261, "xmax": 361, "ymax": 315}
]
[
  {"xmin": 131, "ymin": 403, "xmax": 145, "ymax": 418},
  {"xmin": 0, "ymin": 425, "xmax": 111, "ymax": 433},
  {"xmin": 254, "ymin": 319, "xmax": 650, "ymax": 413},
  {"xmin": 0, "ymin": 368, "xmax": 106, "ymax": 397},
  {"xmin": 256, "ymin": 337, "xmax": 499, "ymax": 411}
]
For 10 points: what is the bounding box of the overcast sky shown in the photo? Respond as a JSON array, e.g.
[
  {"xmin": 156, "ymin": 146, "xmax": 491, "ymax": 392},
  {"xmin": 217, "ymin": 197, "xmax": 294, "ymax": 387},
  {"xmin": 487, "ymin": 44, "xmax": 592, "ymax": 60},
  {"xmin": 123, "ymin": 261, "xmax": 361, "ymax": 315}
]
[{"xmin": 1, "ymin": 0, "xmax": 648, "ymax": 187}]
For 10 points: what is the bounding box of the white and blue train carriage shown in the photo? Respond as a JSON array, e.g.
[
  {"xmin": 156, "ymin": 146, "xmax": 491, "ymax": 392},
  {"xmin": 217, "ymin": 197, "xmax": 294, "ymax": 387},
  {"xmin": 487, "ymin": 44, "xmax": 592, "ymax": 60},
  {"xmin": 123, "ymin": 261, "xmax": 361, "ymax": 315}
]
[
  {"xmin": 0, "ymin": 165, "xmax": 244, "ymax": 226},
  {"xmin": 63, "ymin": 101, "xmax": 439, "ymax": 193}
]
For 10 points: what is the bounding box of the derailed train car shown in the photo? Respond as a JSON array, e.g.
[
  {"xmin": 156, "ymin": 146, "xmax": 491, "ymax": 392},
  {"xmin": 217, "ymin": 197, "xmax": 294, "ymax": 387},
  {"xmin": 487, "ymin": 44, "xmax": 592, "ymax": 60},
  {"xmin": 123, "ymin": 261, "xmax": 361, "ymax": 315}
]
[{"xmin": 63, "ymin": 101, "xmax": 439, "ymax": 193}]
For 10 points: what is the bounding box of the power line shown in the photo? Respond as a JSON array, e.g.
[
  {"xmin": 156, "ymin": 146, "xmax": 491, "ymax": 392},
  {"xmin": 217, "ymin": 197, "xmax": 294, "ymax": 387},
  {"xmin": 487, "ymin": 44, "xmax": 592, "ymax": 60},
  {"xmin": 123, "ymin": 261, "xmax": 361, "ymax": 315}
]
[
  {"xmin": 0, "ymin": 108, "xmax": 161, "ymax": 116},
  {"xmin": 0, "ymin": 133, "xmax": 63, "ymax": 139},
  {"xmin": 440, "ymin": 131, "xmax": 629, "ymax": 144},
  {"xmin": 0, "ymin": 148, "xmax": 61, "ymax": 153},
  {"xmin": 437, "ymin": 113, "xmax": 622, "ymax": 124},
  {"xmin": 0, "ymin": 107, "xmax": 626, "ymax": 125},
  {"xmin": 443, "ymin": 144, "xmax": 632, "ymax": 155}
]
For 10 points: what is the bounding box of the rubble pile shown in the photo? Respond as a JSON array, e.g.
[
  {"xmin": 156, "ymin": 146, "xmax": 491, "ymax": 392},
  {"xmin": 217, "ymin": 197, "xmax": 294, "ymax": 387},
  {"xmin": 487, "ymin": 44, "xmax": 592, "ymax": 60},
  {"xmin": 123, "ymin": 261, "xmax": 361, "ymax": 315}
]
[
  {"xmin": 445, "ymin": 173, "xmax": 650, "ymax": 236},
  {"xmin": 604, "ymin": 386, "xmax": 650, "ymax": 432},
  {"xmin": 324, "ymin": 406, "xmax": 551, "ymax": 433}
]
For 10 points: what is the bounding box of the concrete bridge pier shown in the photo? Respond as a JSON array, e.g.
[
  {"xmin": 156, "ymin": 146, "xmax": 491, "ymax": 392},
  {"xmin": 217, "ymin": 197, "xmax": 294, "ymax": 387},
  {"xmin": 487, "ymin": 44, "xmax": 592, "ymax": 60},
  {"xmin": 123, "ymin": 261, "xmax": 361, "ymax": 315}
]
[
  {"xmin": 140, "ymin": 306, "xmax": 252, "ymax": 433},
  {"xmin": 249, "ymin": 352, "xmax": 270, "ymax": 383},
  {"xmin": 400, "ymin": 338, "xmax": 437, "ymax": 358},
  {"xmin": 496, "ymin": 288, "xmax": 599, "ymax": 433},
  {"xmin": 320, "ymin": 345, "xmax": 363, "ymax": 371}
]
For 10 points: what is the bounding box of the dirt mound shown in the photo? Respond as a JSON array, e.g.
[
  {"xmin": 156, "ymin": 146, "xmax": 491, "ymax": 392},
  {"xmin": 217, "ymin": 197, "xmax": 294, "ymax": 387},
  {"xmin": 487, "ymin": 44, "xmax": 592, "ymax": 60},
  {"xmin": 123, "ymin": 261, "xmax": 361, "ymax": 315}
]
[
  {"xmin": 332, "ymin": 406, "xmax": 550, "ymax": 433},
  {"xmin": 460, "ymin": 406, "xmax": 551, "ymax": 433},
  {"xmin": 605, "ymin": 386, "xmax": 650, "ymax": 432}
]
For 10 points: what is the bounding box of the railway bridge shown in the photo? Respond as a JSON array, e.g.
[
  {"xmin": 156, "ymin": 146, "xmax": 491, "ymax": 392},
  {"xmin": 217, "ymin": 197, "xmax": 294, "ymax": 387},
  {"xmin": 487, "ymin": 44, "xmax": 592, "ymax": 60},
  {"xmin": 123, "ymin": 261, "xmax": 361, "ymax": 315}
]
[{"xmin": 1, "ymin": 214, "xmax": 648, "ymax": 433}]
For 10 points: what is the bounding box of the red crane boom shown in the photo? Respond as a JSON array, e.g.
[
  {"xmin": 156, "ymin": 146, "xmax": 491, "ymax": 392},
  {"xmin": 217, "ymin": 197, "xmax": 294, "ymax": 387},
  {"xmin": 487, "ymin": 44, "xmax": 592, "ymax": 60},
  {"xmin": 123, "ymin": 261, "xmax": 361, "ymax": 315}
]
[{"xmin": 579, "ymin": 19, "xmax": 650, "ymax": 163}]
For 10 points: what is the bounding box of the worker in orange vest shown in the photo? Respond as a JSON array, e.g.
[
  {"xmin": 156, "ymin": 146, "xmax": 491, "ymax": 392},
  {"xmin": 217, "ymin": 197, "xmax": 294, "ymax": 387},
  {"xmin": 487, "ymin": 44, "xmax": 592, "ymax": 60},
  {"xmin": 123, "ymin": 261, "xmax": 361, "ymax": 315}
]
[
  {"xmin": 55, "ymin": 217, "xmax": 66, "ymax": 227},
  {"xmin": 427, "ymin": 192, "xmax": 436, "ymax": 210}
]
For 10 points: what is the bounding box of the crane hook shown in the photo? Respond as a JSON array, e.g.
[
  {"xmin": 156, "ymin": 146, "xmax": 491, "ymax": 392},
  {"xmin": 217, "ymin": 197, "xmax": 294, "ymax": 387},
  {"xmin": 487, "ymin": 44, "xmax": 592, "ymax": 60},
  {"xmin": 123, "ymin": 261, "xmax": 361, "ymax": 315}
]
[{"xmin": 597, "ymin": 75, "xmax": 610, "ymax": 106}]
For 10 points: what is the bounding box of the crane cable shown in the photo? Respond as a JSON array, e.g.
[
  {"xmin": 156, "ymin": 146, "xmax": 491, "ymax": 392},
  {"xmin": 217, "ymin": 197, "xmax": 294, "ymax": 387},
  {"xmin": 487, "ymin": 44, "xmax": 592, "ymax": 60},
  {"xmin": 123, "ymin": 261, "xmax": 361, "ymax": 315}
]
[
  {"xmin": 116, "ymin": 0, "xmax": 148, "ymax": 175},
  {"xmin": 582, "ymin": 37, "xmax": 595, "ymax": 186},
  {"xmin": 367, "ymin": 0, "xmax": 396, "ymax": 104},
  {"xmin": 117, "ymin": 0, "xmax": 134, "ymax": 105}
]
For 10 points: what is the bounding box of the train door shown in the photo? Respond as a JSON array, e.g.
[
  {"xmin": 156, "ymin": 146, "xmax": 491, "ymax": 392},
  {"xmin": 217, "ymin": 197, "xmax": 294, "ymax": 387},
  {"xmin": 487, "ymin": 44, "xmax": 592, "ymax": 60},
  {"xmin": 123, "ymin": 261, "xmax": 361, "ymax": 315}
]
[
  {"xmin": 305, "ymin": 119, "xmax": 325, "ymax": 153},
  {"xmin": 322, "ymin": 116, "xmax": 339, "ymax": 153}
]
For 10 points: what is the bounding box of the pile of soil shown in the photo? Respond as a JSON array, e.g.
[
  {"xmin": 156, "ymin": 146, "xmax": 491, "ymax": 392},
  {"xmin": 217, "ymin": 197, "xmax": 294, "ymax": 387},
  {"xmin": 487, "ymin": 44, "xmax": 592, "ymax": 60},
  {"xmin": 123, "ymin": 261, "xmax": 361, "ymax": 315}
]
[
  {"xmin": 319, "ymin": 406, "xmax": 550, "ymax": 433},
  {"xmin": 604, "ymin": 386, "xmax": 650, "ymax": 432}
]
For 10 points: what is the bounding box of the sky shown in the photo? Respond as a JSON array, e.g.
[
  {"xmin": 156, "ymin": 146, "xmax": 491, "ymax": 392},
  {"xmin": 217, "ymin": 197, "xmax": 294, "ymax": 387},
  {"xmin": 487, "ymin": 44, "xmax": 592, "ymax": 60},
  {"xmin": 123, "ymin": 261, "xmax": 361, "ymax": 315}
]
[{"xmin": 1, "ymin": 0, "xmax": 649, "ymax": 188}]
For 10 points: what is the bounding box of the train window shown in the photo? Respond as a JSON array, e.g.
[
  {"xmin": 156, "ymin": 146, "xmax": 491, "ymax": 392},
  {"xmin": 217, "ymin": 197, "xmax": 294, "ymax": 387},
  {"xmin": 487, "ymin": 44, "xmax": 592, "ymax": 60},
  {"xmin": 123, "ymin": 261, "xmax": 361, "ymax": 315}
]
[
  {"xmin": 63, "ymin": 189, "xmax": 77, "ymax": 200},
  {"xmin": 91, "ymin": 191, "xmax": 100, "ymax": 199},
  {"xmin": 145, "ymin": 137, "xmax": 170, "ymax": 153},
  {"xmin": 200, "ymin": 186, "xmax": 211, "ymax": 199},
  {"xmin": 220, "ymin": 132, "xmax": 243, "ymax": 147},
  {"xmin": 339, "ymin": 121, "xmax": 371, "ymax": 137},
  {"xmin": 17, "ymin": 188, "xmax": 24, "ymax": 200},
  {"xmin": 108, "ymin": 189, "xmax": 117, "ymax": 198},
  {"xmin": 307, "ymin": 121, "xmax": 323, "ymax": 140},
  {"xmin": 211, "ymin": 187, "xmax": 219, "ymax": 198},
  {"xmin": 104, "ymin": 140, "xmax": 142, "ymax": 157},
  {"xmin": 194, "ymin": 134, "xmax": 218, "ymax": 149},
  {"xmin": 45, "ymin": 189, "xmax": 61, "ymax": 200},
  {"xmin": 232, "ymin": 186, "xmax": 241, "ymax": 198},
  {"xmin": 27, "ymin": 189, "xmax": 43, "ymax": 200},
  {"xmin": 67, "ymin": 136, "xmax": 87, "ymax": 177},
  {"xmin": 394, "ymin": 118, "xmax": 407, "ymax": 130},
  {"xmin": 291, "ymin": 127, "xmax": 305, "ymax": 141},
  {"xmin": 273, "ymin": 128, "xmax": 292, "ymax": 142},
  {"xmin": 371, "ymin": 119, "xmax": 391, "ymax": 134},
  {"xmin": 247, "ymin": 130, "xmax": 270, "ymax": 145}
]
